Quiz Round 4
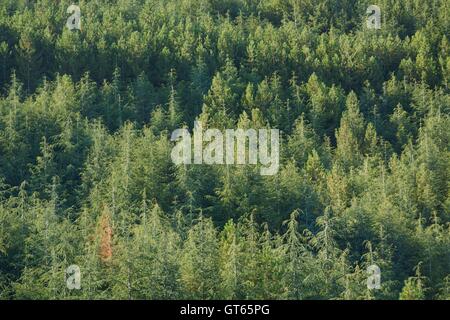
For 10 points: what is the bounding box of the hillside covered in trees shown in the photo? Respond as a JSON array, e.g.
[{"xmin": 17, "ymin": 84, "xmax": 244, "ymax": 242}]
[{"xmin": 0, "ymin": 0, "xmax": 449, "ymax": 300}]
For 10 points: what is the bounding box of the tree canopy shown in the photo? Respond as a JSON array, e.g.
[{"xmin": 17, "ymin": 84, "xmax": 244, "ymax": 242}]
[{"xmin": 0, "ymin": 0, "xmax": 448, "ymax": 300}]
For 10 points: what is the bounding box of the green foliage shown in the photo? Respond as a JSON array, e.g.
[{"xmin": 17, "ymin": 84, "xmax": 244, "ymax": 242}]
[{"xmin": 0, "ymin": 0, "xmax": 448, "ymax": 300}]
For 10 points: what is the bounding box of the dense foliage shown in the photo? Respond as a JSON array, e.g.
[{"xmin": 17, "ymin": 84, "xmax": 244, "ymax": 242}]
[{"xmin": 0, "ymin": 0, "xmax": 449, "ymax": 299}]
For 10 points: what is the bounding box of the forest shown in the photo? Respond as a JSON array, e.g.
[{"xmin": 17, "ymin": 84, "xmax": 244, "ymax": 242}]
[{"xmin": 0, "ymin": 0, "xmax": 448, "ymax": 300}]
